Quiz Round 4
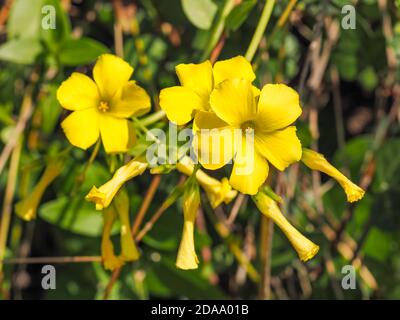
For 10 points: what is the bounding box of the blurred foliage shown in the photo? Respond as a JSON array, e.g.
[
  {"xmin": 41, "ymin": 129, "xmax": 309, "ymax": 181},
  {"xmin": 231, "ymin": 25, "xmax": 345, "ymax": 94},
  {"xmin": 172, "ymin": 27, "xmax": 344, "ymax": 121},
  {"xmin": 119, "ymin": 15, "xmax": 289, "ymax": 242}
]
[{"xmin": 0, "ymin": 0, "xmax": 399, "ymax": 300}]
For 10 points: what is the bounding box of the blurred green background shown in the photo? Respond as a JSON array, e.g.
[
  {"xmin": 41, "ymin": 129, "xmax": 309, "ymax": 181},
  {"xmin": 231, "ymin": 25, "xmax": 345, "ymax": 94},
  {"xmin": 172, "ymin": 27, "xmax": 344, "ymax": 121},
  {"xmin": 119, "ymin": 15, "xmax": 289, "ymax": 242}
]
[{"xmin": 0, "ymin": 0, "xmax": 399, "ymax": 299}]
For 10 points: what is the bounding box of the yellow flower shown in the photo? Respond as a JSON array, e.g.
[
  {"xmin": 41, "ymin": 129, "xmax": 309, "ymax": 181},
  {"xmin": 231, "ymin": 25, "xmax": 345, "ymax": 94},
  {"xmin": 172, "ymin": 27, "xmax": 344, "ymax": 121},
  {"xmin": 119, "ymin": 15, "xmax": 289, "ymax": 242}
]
[
  {"xmin": 113, "ymin": 189, "xmax": 140, "ymax": 262},
  {"xmin": 176, "ymin": 180, "xmax": 200, "ymax": 270},
  {"xmin": 195, "ymin": 81, "xmax": 302, "ymax": 195},
  {"xmin": 15, "ymin": 159, "xmax": 63, "ymax": 221},
  {"xmin": 301, "ymin": 148, "xmax": 365, "ymax": 202},
  {"xmin": 100, "ymin": 189, "xmax": 139, "ymax": 271},
  {"xmin": 57, "ymin": 54, "xmax": 151, "ymax": 153},
  {"xmin": 176, "ymin": 156, "xmax": 237, "ymax": 208},
  {"xmin": 159, "ymin": 56, "xmax": 259, "ymax": 126},
  {"xmin": 86, "ymin": 159, "xmax": 147, "ymax": 210},
  {"xmin": 252, "ymin": 191, "xmax": 319, "ymax": 262},
  {"xmin": 101, "ymin": 205, "xmax": 124, "ymax": 271}
]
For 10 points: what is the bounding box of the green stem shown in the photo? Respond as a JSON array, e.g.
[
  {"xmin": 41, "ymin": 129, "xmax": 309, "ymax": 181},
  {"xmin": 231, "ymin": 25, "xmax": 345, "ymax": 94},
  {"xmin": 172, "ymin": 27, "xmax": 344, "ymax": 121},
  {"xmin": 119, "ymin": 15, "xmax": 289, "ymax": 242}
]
[
  {"xmin": 245, "ymin": 0, "xmax": 276, "ymax": 62},
  {"xmin": 200, "ymin": 0, "xmax": 236, "ymax": 61},
  {"xmin": 139, "ymin": 110, "xmax": 166, "ymax": 127},
  {"xmin": 0, "ymin": 138, "xmax": 22, "ymax": 275},
  {"xmin": 264, "ymin": 0, "xmax": 297, "ymax": 52},
  {"xmin": 133, "ymin": 117, "xmax": 161, "ymax": 144}
]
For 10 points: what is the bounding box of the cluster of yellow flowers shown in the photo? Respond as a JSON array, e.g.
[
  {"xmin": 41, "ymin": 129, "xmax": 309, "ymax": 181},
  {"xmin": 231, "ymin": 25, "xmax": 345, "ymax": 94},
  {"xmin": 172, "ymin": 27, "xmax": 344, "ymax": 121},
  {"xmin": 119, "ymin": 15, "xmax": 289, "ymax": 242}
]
[{"xmin": 16, "ymin": 54, "xmax": 365, "ymax": 272}]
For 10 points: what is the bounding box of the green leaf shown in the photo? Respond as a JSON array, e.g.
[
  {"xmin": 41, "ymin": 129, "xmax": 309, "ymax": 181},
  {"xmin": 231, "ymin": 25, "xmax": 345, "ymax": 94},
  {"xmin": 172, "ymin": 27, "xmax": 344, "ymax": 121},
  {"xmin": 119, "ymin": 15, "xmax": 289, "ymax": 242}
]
[
  {"xmin": 334, "ymin": 135, "xmax": 372, "ymax": 179},
  {"xmin": 58, "ymin": 38, "xmax": 109, "ymax": 66},
  {"xmin": 226, "ymin": 0, "xmax": 256, "ymax": 31},
  {"xmin": 333, "ymin": 52, "xmax": 358, "ymax": 81},
  {"xmin": 373, "ymin": 138, "xmax": 400, "ymax": 192},
  {"xmin": 358, "ymin": 66, "xmax": 378, "ymax": 91},
  {"xmin": 39, "ymin": 163, "xmax": 112, "ymax": 237},
  {"xmin": 371, "ymin": 191, "xmax": 400, "ymax": 232},
  {"xmin": 39, "ymin": 196, "xmax": 105, "ymax": 237},
  {"xmin": 8, "ymin": 0, "xmax": 43, "ymax": 39},
  {"xmin": 142, "ymin": 207, "xmax": 180, "ymax": 251},
  {"xmin": 363, "ymin": 227, "xmax": 393, "ymax": 262},
  {"xmin": 40, "ymin": 0, "xmax": 71, "ymax": 49},
  {"xmin": 296, "ymin": 121, "xmax": 312, "ymax": 148},
  {"xmin": 39, "ymin": 85, "xmax": 61, "ymax": 134},
  {"xmin": 181, "ymin": 0, "xmax": 218, "ymax": 30},
  {"xmin": 148, "ymin": 255, "xmax": 226, "ymax": 299},
  {"xmin": 0, "ymin": 38, "xmax": 42, "ymax": 64}
]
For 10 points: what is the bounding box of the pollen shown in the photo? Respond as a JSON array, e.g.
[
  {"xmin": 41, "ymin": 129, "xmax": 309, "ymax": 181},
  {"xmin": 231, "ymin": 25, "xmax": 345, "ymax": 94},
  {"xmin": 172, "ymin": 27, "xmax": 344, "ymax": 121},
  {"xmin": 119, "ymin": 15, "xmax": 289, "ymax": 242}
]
[{"xmin": 98, "ymin": 101, "xmax": 110, "ymax": 112}]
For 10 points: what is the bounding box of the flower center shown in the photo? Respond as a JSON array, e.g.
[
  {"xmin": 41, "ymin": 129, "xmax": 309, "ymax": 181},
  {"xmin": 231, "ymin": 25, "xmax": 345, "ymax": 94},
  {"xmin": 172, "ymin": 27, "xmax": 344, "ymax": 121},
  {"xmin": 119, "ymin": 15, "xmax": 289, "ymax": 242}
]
[
  {"xmin": 241, "ymin": 121, "xmax": 255, "ymax": 133},
  {"xmin": 98, "ymin": 101, "xmax": 110, "ymax": 112}
]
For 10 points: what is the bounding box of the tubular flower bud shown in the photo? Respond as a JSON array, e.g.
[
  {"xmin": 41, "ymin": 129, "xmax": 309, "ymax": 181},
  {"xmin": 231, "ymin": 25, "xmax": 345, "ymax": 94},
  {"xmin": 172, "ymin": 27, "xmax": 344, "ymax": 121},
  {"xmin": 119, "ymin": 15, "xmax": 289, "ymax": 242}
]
[
  {"xmin": 86, "ymin": 160, "xmax": 147, "ymax": 210},
  {"xmin": 113, "ymin": 189, "xmax": 140, "ymax": 262},
  {"xmin": 301, "ymin": 148, "xmax": 365, "ymax": 203},
  {"xmin": 101, "ymin": 205, "xmax": 124, "ymax": 271},
  {"xmin": 176, "ymin": 156, "xmax": 237, "ymax": 208},
  {"xmin": 15, "ymin": 159, "xmax": 63, "ymax": 221},
  {"xmin": 176, "ymin": 181, "xmax": 200, "ymax": 270},
  {"xmin": 252, "ymin": 192, "xmax": 319, "ymax": 262}
]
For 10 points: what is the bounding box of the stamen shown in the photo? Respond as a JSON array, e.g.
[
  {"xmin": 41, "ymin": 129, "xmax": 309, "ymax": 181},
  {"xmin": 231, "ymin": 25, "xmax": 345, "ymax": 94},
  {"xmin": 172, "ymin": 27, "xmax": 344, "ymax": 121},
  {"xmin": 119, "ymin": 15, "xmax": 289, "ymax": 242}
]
[
  {"xmin": 98, "ymin": 101, "xmax": 109, "ymax": 112},
  {"xmin": 241, "ymin": 121, "xmax": 255, "ymax": 132}
]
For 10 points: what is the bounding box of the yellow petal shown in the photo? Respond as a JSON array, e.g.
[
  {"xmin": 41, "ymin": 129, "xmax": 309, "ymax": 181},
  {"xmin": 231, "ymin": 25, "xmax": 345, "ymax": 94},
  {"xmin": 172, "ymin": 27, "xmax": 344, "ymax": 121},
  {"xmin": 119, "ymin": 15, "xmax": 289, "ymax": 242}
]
[
  {"xmin": 109, "ymin": 81, "xmax": 151, "ymax": 118},
  {"xmin": 192, "ymin": 113, "xmax": 234, "ymax": 170},
  {"xmin": 61, "ymin": 108, "xmax": 100, "ymax": 150},
  {"xmin": 256, "ymin": 84, "xmax": 302, "ymax": 132},
  {"xmin": 301, "ymin": 148, "xmax": 365, "ymax": 202},
  {"xmin": 255, "ymin": 126, "xmax": 302, "ymax": 171},
  {"xmin": 213, "ymin": 56, "xmax": 255, "ymax": 86},
  {"xmin": 102, "ymin": 206, "xmax": 124, "ymax": 271},
  {"xmin": 193, "ymin": 110, "xmax": 228, "ymax": 131},
  {"xmin": 176, "ymin": 60, "xmax": 213, "ymax": 106},
  {"xmin": 176, "ymin": 182, "xmax": 200, "ymax": 270},
  {"xmin": 210, "ymin": 78, "xmax": 256, "ymax": 126},
  {"xmin": 113, "ymin": 189, "xmax": 140, "ymax": 262},
  {"xmin": 159, "ymin": 86, "xmax": 203, "ymax": 125},
  {"xmin": 99, "ymin": 115, "xmax": 130, "ymax": 153},
  {"xmin": 86, "ymin": 160, "xmax": 148, "ymax": 210},
  {"xmin": 192, "ymin": 130, "xmax": 234, "ymax": 170},
  {"xmin": 252, "ymin": 192, "xmax": 319, "ymax": 262},
  {"xmin": 230, "ymin": 137, "xmax": 269, "ymax": 195},
  {"xmin": 93, "ymin": 54, "xmax": 133, "ymax": 100},
  {"xmin": 57, "ymin": 72, "xmax": 100, "ymax": 111},
  {"xmin": 176, "ymin": 156, "xmax": 237, "ymax": 208},
  {"xmin": 85, "ymin": 186, "xmax": 106, "ymax": 211},
  {"xmin": 252, "ymin": 86, "xmax": 261, "ymax": 97}
]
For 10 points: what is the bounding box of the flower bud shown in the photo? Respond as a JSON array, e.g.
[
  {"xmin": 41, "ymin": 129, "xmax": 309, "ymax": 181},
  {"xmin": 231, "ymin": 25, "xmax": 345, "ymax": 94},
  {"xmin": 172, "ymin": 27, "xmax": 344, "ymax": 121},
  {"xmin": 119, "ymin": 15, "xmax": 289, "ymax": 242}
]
[
  {"xmin": 86, "ymin": 160, "xmax": 147, "ymax": 210},
  {"xmin": 15, "ymin": 159, "xmax": 63, "ymax": 221},
  {"xmin": 176, "ymin": 180, "xmax": 200, "ymax": 270},
  {"xmin": 176, "ymin": 156, "xmax": 237, "ymax": 208},
  {"xmin": 301, "ymin": 148, "xmax": 365, "ymax": 203},
  {"xmin": 252, "ymin": 192, "xmax": 319, "ymax": 262},
  {"xmin": 113, "ymin": 189, "xmax": 140, "ymax": 262},
  {"xmin": 101, "ymin": 205, "xmax": 124, "ymax": 271}
]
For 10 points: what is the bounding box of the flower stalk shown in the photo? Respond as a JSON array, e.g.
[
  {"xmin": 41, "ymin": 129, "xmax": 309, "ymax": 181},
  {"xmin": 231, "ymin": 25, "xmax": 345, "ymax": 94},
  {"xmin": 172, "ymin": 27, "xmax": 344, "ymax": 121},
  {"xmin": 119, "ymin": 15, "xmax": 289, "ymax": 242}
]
[{"xmin": 245, "ymin": 0, "xmax": 276, "ymax": 61}]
